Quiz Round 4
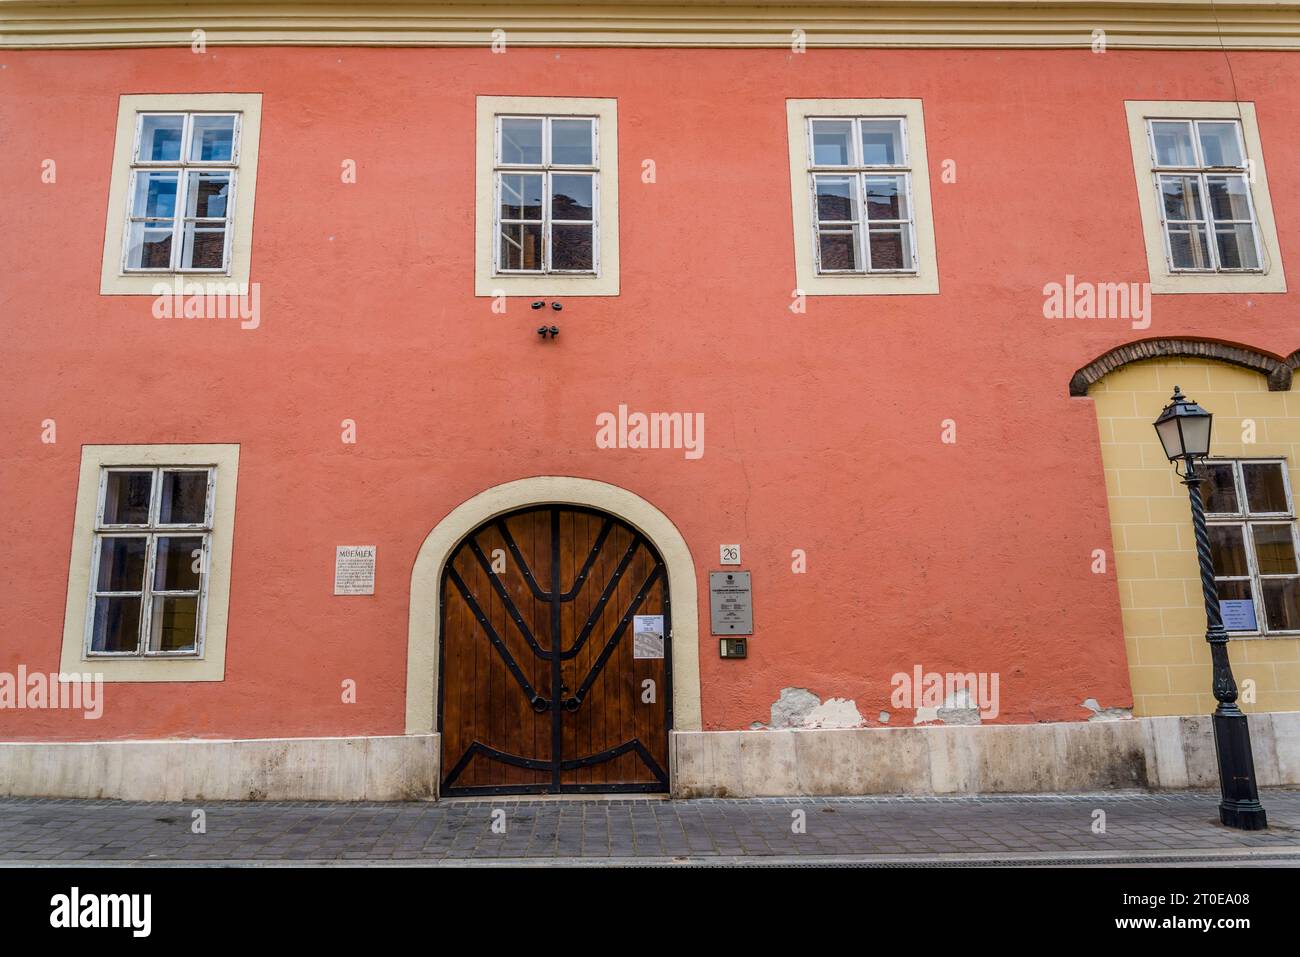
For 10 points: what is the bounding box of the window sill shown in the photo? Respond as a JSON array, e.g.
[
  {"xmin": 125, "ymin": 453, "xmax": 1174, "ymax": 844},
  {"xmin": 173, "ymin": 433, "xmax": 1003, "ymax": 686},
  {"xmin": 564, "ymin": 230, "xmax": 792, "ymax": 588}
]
[
  {"xmin": 103, "ymin": 272, "xmax": 240, "ymax": 296},
  {"xmin": 816, "ymin": 270, "xmax": 921, "ymax": 278},
  {"xmin": 85, "ymin": 653, "xmax": 202, "ymax": 660},
  {"xmin": 798, "ymin": 271, "xmax": 939, "ymax": 297},
  {"xmin": 67, "ymin": 655, "xmax": 222, "ymax": 682},
  {"xmin": 121, "ymin": 270, "xmax": 233, "ymax": 277},
  {"xmin": 476, "ymin": 272, "xmax": 619, "ymax": 298},
  {"xmin": 1148, "ymin": 270, "xmax": 1286, "ymax": 295}
]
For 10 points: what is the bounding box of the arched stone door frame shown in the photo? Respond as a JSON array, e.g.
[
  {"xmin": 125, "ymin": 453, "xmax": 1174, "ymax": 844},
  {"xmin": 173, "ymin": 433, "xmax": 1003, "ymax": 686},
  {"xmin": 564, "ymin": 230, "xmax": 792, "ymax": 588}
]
[{"xmin": 406, "ymin": 477, "xmax": 702, "ymax": 740}]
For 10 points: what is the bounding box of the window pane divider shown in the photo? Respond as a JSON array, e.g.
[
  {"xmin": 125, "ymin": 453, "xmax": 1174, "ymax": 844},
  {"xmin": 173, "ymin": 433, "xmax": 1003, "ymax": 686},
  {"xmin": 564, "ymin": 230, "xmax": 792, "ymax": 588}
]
[
  {"xmin": 86, "ymin": 466, "xmax": 213, "ymax": 657},
  {"xmin": 493, "ymin": 113, "xmax": 598, "ymax": 276},
  {"xmin": 123, "ymin": 111, "xmax": 239, "ymax": 274}
]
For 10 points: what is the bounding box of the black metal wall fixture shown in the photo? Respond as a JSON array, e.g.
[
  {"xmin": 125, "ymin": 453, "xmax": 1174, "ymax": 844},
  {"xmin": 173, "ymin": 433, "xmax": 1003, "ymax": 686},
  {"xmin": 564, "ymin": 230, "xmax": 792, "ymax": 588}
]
[{"xmin": 532, "ymin": 301, "xmax": 562, "ymax": 339}]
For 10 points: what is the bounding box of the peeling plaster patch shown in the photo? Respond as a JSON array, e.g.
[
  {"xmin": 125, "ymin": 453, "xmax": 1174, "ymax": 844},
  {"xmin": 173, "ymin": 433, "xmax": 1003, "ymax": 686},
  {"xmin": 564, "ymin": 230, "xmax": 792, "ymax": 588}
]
[
  {"xmin": 1081, "ymin": 698, "xmax": 1133, "ymax": 721},
  {"xmin": 915, "ymin": 688, "xmax": 982, "ymax": 726},
  {"xmin": 770, "ymin": 688, "xmax": 820, "ymax": 728},
  {"xmin": 806, "ymin": 697, "xmax": 865, "ymax": 728},
  {"xmin": 769, "ymin": 687, "xmax": 864, "ymax": 729},
  {"xmin": 937, "ymin": 707, "xmax": 982, "ymax": 726},
  {"xmin": 878, "ymin": 711, "xmax": 890, "ymax": 724}
]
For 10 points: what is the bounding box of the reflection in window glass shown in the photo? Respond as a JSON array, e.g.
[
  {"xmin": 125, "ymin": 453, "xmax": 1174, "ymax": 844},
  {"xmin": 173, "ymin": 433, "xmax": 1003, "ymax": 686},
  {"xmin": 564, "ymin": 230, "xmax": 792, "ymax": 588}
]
[
  {"xmin": 89, "ymin": 467, "xmax": 212, "ymax": 656},
  {"xmin": 811, "ymin": 120, "xmax": 854, "ymax": 166},
  {"xmin": 551, "ymin": 174, "xmax": 593, "ymax": 219},
  {"xmin": 550, "ymin": 119, "xmax": 594, "ymax": 165},
  {"xmin": 126, "ymin": 111, "xmax": 239, "ymax": 273},
  {"xmin": 1147, "ymin": 117, "xmax": 1262, "ymax": 273},
  {"xmin": 150, "ymin": 595, "xmax": 200, "ymax": 653},
  {"xmin": 1209, "ymin": 524, "xmax": 1249, "ymax": 577},
  {"xmin": 551, "ymin": 225, "xmax": 594, "ymax": 271},
  {"xmin": 860, "ymin": 120, "xmax": 904, "ymax": 165},
  {"xmin": 91, "ymin": 597, "xmax": 143, "ymax": 653},
  {"xmin": 869, "ymin": 228, "xmax": 911, "ymax": 270},
  {"xmin": 1197, "ymin": 121, "xmax": 1244, "ymax": 168},
  {"xmin": 103, "ymin": 471, "xmax": 154, "ymax": 524},
  {"xmin": 500, "ymin": 117, "xmax": 544, "ymax": 165},
  {"xmin": 808, "ymin": 116, "xmax": 915, "ymax": 275},
  {"xmin": 189, "ymin": 115, "xmax": 236, "ymax": 162},
  {"xmin": 494, "ymin": 115, "xmax": 599, "ymax": 276},
  {"xmin": 131, "ymin": 171, "xmax": 179, "ymax": 219},
  {"xmin": 815, "ymin": 176, "xmax": 856, "ymax": 222},
  {"xmin": 818, "ymin": 230, "xmax": 860, "ymax": 271},
  {"xmin": 1261, "ymin": 579, "xmax": 1300, "ymax": 632},
  {"xmin": 96, "ymin": 537, "xmax": 148, "ymax": 591},
  {"xmin": 1243, "ymin": 462, "xmax": 1288, "ymax": 513},
  {"xmin": 1252, "ymin": 524, "xmax": 1298, "ymax": 574},
  {"xmin": 1203, "ymin": 463, "xmax": 1239, "ymax": 513},
  {"xmin": 1208, "ymin": 460, "xmax": 1300, "ymax": 634},
  {"xmin": 1151, "ymin": 120, "xmax": 1195, "ymax": 167},
  {"xmin": 139, "ymin": 115, "xmax": 184, "ymax": 162}
]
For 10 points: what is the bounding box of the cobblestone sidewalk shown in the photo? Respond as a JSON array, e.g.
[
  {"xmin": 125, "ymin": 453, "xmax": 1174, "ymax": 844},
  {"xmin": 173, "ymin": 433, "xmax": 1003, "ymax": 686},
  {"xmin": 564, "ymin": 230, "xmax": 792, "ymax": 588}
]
[{"xmin": 2, "ymin": 789, "xmax": 1299, "ymax": 866}]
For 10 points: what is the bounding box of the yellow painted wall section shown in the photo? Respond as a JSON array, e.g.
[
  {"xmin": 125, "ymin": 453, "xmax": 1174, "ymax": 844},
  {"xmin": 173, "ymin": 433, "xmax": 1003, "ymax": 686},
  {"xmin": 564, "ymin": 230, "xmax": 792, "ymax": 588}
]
[{"xmin": 1090, "ymin": 357, "xmax": 1300, "ymax": 716}]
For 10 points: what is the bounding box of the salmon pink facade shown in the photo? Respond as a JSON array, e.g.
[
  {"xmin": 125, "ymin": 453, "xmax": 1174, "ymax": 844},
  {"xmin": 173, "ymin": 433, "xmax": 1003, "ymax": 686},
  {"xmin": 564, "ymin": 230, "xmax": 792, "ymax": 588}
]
[{"xmin": 4, "ymin": 1, "xmax": 1300, "ymax": 799}]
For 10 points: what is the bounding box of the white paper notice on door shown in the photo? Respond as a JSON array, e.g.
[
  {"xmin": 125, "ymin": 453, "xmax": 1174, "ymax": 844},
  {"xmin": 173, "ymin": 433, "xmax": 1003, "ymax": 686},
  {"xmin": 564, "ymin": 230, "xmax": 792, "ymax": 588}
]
[{"xmin": 633, "ymin": 614, "xmax": 665, "ymax": 659}]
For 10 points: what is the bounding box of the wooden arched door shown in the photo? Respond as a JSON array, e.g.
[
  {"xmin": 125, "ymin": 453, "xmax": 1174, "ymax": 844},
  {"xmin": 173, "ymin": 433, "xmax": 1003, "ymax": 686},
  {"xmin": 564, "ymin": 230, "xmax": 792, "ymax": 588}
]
[{"xmin": 438, "ymin": 506, "xmax": 672, "ymax": 794}]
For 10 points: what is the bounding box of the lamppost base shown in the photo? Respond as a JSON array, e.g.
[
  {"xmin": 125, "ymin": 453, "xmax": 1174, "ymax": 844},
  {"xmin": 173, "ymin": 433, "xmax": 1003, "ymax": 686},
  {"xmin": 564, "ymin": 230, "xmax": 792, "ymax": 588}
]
[
  {"xmin": 1219, "ymin": 801, "xmax": 1268, "ymax": 831},
  {"xmin": 1212, "ymin": 709, "xmax": 1268, "ymax": 831}
]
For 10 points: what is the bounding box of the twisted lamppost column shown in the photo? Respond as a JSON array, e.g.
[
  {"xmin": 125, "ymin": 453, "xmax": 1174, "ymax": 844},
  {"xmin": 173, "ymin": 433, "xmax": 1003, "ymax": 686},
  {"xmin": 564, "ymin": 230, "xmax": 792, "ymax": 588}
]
[{"xmin": 1182, "ymin": 458, "xmax": 1267, "ymax": 830}]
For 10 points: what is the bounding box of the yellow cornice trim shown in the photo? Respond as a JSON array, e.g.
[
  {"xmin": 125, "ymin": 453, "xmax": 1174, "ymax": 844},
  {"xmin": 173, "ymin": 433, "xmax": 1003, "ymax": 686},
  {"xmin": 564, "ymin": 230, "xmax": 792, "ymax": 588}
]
[{"xmin": 5, "ymin": 2, "xmax": 1300, "ymax": 50}]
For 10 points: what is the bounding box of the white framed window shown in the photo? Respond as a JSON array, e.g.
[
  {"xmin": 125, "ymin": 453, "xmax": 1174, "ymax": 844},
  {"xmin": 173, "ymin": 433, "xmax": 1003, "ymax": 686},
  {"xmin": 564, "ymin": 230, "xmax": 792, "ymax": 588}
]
[
  {"xmin": 101, "ymin": 94, "xmax": 262, "ymax": 295},
  {"xmin": 87, "ymin": 467, "xmax": 214, "ymax": 657},
  {"xmin": 1146, "ymin": 118, "xmax": 1261, "ymax": 273},
  {"xmin": 1124, "ymin": 101, "xmax": 1285, "ymax": 294},
  {"xmin": 123, "ymin": 112, "xmax": 240, "ymax": 273},
  {"xmin": 475, "ymin": 96, "xmax": 619, "ymax": 297},
  {"xmin": 806, "ymin": 116, "xmax": 916, "ymax": 274},
  {"xmin": 1204, "ymin": 459, "xmax": 1300, "ymax": 636},
  {"xmin": 785, "ymin": 99, "xmax": 938, "ymax": 296},
  {"xmin": 61, "ymin": 444, "xmax": 240, "ymax": 682},
  {"xmin": 494, "ymin": 114, "xmax": 598, "ymax": 275}
]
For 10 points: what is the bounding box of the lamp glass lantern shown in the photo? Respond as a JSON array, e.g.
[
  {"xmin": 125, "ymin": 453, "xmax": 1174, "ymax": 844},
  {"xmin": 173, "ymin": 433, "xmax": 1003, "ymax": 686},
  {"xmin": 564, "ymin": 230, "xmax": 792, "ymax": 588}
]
[{"xmin": 1153, "ymin": 386, "xmax": 1213, "ymax": 462}]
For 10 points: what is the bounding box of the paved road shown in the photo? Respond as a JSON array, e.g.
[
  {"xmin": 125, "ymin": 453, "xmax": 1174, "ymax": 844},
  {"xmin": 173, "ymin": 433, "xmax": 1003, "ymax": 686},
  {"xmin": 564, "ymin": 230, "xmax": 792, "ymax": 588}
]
[{"xmin": 2, "ymin": 789, "xmax": 1299, "ymax": 866}]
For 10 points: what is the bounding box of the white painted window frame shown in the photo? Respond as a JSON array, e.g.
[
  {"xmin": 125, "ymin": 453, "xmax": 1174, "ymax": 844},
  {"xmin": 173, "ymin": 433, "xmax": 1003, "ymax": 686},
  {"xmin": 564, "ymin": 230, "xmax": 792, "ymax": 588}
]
[
  {"xmin": 785, "ymin": 98, "xmax": 938, "ymax": 297},
  {"xmin": 85, "ymin": 466, "xmax": 215, "ymax": 658},
  {"xmin": 806, "ymin": 116, "xmax": 918, "ymax": 276},
  {"xmin": 61, "ymin": 444, "xmax": 239, "ymax": 682},
  {"xmin": 1205, "ymin": 458, "xmax": 1300, "ymax": 637},
  {"xmin": 492, "ymin": 114, "xmax": 600, "ymax": 276},
  {"xmin": 1145, "ymin": 118, "xmax": 1263, "ymax": 275},
  {"xmin": 1124, "ymin": 100, "xmax": 1285, "ymax": 295},
  {"xmin": 101, "ymin": 93, "xmax": 262, "ymax": 296},
  {"xmin": 123, "ymin": 111, "xmax": 241, "ymax": 275},
  {"xmin": 475, "ymin": 96, "xmax": 619, "ymax": 297}
]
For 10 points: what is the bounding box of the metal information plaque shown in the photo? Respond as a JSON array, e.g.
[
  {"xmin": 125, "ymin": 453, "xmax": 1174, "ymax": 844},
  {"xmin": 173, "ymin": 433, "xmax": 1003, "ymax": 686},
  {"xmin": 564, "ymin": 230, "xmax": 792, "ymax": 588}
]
[{"xmin": 709, "ymin": 571, "xmax": 752, "ymax": 635}]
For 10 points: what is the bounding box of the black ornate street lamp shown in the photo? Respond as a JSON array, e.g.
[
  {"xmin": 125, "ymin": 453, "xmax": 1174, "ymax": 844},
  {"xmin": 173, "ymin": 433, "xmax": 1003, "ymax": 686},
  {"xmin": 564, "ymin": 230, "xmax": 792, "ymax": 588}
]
[{"xmin": 1153, "ymin": 386, "xmax": 1267, "ymax": 830}]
